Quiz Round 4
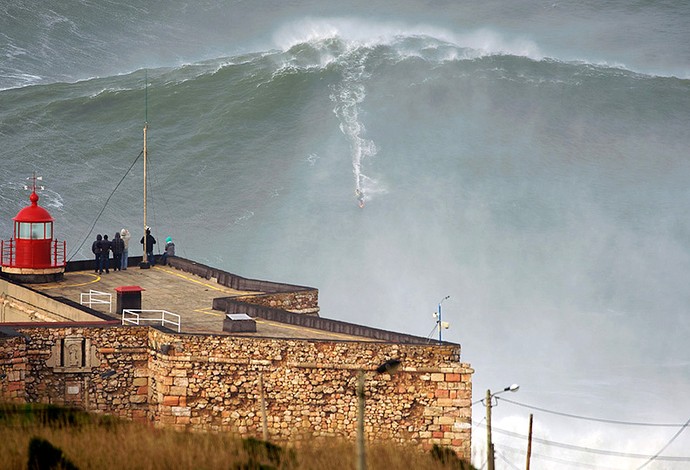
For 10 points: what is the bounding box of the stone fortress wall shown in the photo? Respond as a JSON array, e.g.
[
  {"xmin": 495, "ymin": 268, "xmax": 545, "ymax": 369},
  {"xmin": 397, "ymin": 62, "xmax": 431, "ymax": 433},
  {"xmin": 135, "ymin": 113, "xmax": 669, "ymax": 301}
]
[{"xmin": 0, "ymin": 258, "xmax": 473, "ymax": 460}]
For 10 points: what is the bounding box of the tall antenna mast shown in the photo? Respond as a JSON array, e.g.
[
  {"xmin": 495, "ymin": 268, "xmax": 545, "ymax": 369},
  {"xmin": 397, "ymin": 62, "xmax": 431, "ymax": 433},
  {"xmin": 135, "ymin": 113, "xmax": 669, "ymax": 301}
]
[{"xmin": 141, "ymin": 69, "xmax": 150, "ymax": 268}]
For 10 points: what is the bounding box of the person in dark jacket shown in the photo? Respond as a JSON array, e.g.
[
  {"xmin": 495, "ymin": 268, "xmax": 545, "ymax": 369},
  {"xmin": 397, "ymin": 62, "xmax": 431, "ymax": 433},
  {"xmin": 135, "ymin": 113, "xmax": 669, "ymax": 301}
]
[
  {"xmin": 111, "ymin": 232, "xmax": 125, "ymax": 271},
  {"xmin": 101, "ymin": 234, "xmax": 111, "ymax": 273},
  {"xmin": 91, "ymin": 234, "xmax": 103, "ymax": 274},
  {"xmin": 140, "ymin": 226, "xmax": 156, "ymax": 266}
]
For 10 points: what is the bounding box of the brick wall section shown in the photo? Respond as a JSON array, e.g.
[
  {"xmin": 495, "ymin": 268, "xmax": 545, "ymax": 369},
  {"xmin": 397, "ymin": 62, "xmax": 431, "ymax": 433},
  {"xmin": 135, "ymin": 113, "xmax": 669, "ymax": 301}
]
[
  {"xmin": 0, "ymin": 333, "xmax": 27, "ymax": 402},
  {"xmin": 0, "ymin": 326, "xmax": 473, "ymax": 460},
  {"xmin": 6, "ymin": 326, "xmax": 151, "ymax": 422},
  {"xmin": 231, "ymin": 291, "xmax": 319, "ymax": 314}
]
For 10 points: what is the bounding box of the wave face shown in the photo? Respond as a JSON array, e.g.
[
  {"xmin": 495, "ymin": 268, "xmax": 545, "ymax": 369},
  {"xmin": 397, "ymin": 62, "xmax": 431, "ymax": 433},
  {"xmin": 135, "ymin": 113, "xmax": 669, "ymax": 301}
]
[{"xmin": 2, "ymin": 4, "xmax": 690, "ymax": 469}]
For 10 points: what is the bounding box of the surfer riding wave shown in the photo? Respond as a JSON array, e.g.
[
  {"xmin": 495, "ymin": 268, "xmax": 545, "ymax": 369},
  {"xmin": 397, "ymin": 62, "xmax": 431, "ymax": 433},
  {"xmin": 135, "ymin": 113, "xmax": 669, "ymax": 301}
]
[{"xmin": 355, "ymin": 188, "xmax": 365, "ymax": 208}]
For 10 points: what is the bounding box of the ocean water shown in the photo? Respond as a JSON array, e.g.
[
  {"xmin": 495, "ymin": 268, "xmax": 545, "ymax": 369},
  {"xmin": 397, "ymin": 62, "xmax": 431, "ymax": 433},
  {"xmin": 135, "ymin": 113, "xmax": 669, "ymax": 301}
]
[{"xmin": 2, "ymin": 2, "xmax": 690, "ymax": 468}]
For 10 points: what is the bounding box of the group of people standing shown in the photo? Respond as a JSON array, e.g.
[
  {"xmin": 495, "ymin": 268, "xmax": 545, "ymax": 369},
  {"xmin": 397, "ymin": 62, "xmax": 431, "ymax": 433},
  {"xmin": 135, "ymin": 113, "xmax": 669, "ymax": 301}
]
[
  {"xmin": 92, "ymin": 227, "xmax": 175, "ymax": 274},
  {"xmin": 91, "ymin": 229, "xmax": 131, "ymax": 274}
]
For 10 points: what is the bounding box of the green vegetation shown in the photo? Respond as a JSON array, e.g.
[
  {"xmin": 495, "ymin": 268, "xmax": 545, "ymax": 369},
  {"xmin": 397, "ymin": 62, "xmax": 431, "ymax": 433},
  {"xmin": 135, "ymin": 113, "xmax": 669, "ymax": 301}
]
[{"xmin": 1, "ymin": 403, "xmax": 475, "ymax": 470}]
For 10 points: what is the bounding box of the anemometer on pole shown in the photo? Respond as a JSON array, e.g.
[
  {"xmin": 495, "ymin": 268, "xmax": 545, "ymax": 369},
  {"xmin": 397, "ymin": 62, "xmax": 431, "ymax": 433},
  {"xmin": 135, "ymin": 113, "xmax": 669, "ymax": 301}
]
[
  {"xmin": 432, "ymin": 295, "xmax": 451, "ymax": 343},
  {"xmin": 24, "ymin": 173, "xmax": 45, "ymax": 193}
]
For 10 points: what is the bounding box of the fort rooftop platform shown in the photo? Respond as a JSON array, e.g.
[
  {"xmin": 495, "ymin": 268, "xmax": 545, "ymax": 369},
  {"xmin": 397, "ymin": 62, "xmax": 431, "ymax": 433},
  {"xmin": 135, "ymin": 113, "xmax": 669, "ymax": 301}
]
[{"xmin": 22, "ymin": 256, "xmax": 432, "ymax": 345}]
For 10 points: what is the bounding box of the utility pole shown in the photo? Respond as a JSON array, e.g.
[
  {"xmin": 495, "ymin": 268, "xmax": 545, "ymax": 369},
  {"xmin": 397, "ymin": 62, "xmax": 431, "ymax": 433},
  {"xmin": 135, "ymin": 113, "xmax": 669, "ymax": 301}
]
[
  {"xmin": 357, "ymin": 370, "xmax": 366, "ymax": 470},
  {"xmin": 526, "ymin": 413, "xmax": 533, "ymax": 470},
  {"xmin": 485, "ymin": 384, "xmax": 519, "ymax": 470},
  {"xmin": 486, "ymin": 389, "xmax": 494, "ymax": 470}
]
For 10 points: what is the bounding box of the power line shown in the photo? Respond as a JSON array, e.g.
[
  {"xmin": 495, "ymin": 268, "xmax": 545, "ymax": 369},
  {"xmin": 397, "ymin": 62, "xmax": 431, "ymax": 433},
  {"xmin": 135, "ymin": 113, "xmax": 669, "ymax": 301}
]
[
  {"xmin": 494, "ymin": 449, "xmax": 521, "ymax": 470},
  {"xmin": 67, "ymin": 150, "xmax": 143, "ymax": 261},
  {"xmin": 496, "ymin": 443, "xmax": 625, "ymax": 470},
  {"xmin": 425, "ymin": 323, "xmax": 438, "ymax": 342},
  {"xmin": 496, "ymin": 397, "xmax": 690, "ymax": 428},
  {"xmin": 636, "ymin": 415, "xmax": 690, "ymax": 469},
  {"xmin": 473, "ymin": 421, "xmax": 690, "ymax": 462}
]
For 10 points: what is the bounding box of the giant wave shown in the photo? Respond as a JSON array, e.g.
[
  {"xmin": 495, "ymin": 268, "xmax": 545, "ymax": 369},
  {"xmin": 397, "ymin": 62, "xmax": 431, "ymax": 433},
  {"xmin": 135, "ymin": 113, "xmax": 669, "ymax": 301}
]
[{"xmin": 2, "ymin": 11, "xmax": 690, "ymax": 469}]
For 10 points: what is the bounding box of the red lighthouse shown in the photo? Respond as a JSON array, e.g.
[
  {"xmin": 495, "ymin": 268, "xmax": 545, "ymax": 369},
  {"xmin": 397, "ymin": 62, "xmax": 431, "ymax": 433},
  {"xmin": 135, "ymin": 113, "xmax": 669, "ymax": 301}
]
[{"xmin": 1, "ymin": 176, "xmax": 66, "ymax": 283}]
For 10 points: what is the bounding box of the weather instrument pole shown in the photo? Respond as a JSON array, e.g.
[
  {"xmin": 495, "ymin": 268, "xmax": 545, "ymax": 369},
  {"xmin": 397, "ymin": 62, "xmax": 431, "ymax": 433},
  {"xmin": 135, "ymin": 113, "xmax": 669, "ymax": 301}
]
[
  {"xmin": 437, "ymin": 295, "xmax": 450, "ymax": 343},
  {"xmin": 140, "ymin": 70, "xmax": 150, "ymax": 268}
]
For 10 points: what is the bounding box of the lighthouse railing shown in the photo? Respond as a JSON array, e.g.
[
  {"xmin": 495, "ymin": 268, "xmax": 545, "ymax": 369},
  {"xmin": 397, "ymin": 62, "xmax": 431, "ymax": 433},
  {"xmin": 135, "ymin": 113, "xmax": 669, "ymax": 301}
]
[
  {"xmin": 1, "ymin": 239, "xmax": 14, "ymax": 267},
  {"xmin": 53, "ymin": 240, "xmax": 66, "ymax": 267}
]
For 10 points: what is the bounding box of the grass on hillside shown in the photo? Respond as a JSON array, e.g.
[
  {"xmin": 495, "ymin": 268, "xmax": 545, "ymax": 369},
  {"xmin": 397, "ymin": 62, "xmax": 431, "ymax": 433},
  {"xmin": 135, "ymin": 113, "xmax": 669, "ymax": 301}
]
[{"xmin": 0, "ymin": 403, "xmax": 475, "ymax": 470}]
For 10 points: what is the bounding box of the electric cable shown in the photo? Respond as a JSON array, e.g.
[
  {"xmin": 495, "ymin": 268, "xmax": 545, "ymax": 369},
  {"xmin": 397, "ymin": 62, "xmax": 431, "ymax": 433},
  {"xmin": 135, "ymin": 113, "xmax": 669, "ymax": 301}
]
[
  {"xmin": 498, "ymin": 397, "xmax": 690, "ymax": 428},
  {"xmin": 143, "ymin": 133, "xmax": 179, "ymax": 257},
  {"xmin": 494, "ymin": 449, "xmax": 521, "ymax": 470},
  {"xmin": 67, "ymin": 150, "xmax": 143, "ymax": 261},
  {"xmin": 425, "ymin": 323, "xmax": 438, "ymax": 342},
  {"xmin": 495, "ymin": 443, "xmax": 624, "ymax": 470},
  {"xmin": 473, "ymin": 421, "xmax": 690, "ymax": 462},
  {"xmin": 635, "ymin": 415, "xmax": 690, "ymax": 469},
  {"xmin": 474, "ymin": 416, "xmax": 486, "ymax": 430}
]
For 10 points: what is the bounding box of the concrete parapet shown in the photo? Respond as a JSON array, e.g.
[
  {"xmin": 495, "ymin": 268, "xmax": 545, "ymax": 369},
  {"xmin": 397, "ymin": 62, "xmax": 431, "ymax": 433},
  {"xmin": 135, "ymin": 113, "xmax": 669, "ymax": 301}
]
[{"xmin": 0, "ymin": 278, "xmax": 110, "ymax": 323}]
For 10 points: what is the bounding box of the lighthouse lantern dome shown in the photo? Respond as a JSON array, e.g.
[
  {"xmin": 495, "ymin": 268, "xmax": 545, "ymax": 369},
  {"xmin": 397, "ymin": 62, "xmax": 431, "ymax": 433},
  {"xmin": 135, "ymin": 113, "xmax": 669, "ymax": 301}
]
[
  {"xmin": 1, "ymin": 183, "xmax": 65, "ymax": 283},
  {"xmin": 13, "ymin": 191, "xmax": 54, "ymax": 239}
]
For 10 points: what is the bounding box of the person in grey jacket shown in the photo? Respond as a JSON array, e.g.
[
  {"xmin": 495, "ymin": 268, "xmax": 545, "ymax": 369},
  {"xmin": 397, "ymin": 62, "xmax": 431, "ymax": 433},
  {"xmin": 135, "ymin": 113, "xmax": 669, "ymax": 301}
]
[
  {"xmin": 161, "ymin": 236, "xmax": 175, "ymax": 265},
  {"xmin": 120, "ymin": 228, "xmax": 131, "ymax": 270}
]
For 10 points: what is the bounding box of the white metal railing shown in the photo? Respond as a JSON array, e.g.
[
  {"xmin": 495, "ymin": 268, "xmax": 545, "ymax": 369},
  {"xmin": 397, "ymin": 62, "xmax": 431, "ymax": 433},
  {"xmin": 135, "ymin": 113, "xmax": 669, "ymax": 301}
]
[
  {"xmin": 121, "ymin": 309, "xmax": 181, "ymax": 333},
  {"xmin": 80, "ymin": 290, "xmax": 112, "ymax": 313}
]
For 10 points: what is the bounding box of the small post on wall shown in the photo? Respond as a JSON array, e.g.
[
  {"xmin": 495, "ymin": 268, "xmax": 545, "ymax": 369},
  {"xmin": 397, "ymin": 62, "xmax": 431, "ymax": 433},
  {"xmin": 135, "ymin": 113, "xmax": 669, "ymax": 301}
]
[
  {"xmin": 259, "ymin": 372, "xmax": 268, "ymax": 441},
  {"xmin": 356, "ymin": 370, "xmax": 366, "ymax": 470}
]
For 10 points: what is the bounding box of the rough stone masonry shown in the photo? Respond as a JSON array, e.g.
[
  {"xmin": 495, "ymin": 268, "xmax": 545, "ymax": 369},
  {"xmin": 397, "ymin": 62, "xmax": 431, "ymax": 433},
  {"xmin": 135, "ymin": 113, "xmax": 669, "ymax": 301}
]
[{"xmin": 1, "ymin": 325, "xmax": 473, "ymax": 459}]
